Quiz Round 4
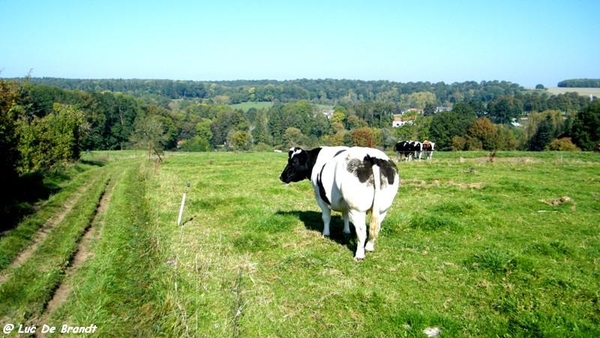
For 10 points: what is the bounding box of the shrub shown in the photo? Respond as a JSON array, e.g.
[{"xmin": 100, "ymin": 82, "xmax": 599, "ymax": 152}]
[{"xmin": 548, "ymin": 137, "xmax": 581, "ymax": 151}]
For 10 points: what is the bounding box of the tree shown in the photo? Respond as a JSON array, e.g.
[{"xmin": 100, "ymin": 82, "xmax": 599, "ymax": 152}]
[
  {"xmin": 251, "ymin": 110, "xmax": 270, "ymax": 145},
  {"xmin": 0, "ymin": 80, "xmax": 21, "ymax": 181},
  {"xmin": 281, "ymin": 100, "xmax": 313, "ymax": 135},
  {"xmin": 283, "ymin": 127, "xmax": 309, "ymax": 149},
  {"xmin": 570, "ymin": 101, "xmax": 600, "ymax": 151},
  {"xmin": 211, "ymin": 107, "xmax": 248, "ymax": 147},
  {"xmin": 330, "ymin": 107, "xmax": 347, "ymax": 125},
  {"xmin": 495, "ymin": 124, "xmax": 517, "ymax": 150},
  {"xmin": 130, "ymin": 114, "xmax": 167, "ymax": 158},
  {"xmin": 347, "ymin": 114, "xmax": 367, "ymax": 129},
  {"xmin": 351, "ymin": 128, "xmax": 374, "ymax": 147},
  {"xmin": 429, "ymin": 102, "xmax": 477, "ymax": 150},
  {"xmin": 408, "ymin": 91, "xmax": 436, "ymax": 109},
  {"xmin": 311, "ymin": 111, "xmax": 331, "ymax": 138},
  {"xmin": 467, "ymin": 118, "xmax": 497, "ymax": 150},
  {"xmin": 528, "ymin": 115, "xmax": 555, "ymax": 151},
  {"xmin": 230, "ymin": 131, "xmax": 252, "ymax": 151},
  {"xmin": 525, "ymin": 110, "xmax": 563, "ymax": 141},
  {"xmin": 423, "ymin": 102, "xmax": 436, "ymax": 116},
  {"xmin": 17, "ymin": 103, "xmax": 85, "ymax": 172},
  {"xmin": 110, "ymin": 94, "xmax": 141, "ymax": 150},
  {"xmin": 548, "ymin": 137, "xmax": 580, "ymax": 151},
  {"xmin": 487, "ymin": 95, "xmax": 522, "ymax": 124}
]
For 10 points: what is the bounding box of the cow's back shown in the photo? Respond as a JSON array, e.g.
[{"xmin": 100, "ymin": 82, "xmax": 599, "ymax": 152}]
[{"xmin": 318, "ymin": 147, "xmax": 399, "ymax": 213}]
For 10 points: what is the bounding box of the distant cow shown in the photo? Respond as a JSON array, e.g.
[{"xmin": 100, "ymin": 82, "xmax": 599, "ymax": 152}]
[
  {"xmin": 394, "ymin": 141, "xmax": 423, "ymax": 161},
  {"xmin": 423, "ymin": 140, "xmax": 435, "ymax": 159},
  {"xmin": 279, "ymin": 146, "xmax": 400, "ymax": 261}
]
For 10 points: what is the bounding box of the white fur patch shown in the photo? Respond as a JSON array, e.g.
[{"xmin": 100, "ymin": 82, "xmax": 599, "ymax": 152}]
[{"xmin": 290, "ymin": 147, "xmax": 303, "ymax": 158}]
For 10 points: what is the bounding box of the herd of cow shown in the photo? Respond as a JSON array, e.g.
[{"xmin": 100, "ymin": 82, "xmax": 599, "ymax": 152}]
[
  {"xmin": 278, "ymin": 139, "xmax": 435, "ymax": 261},
  {"xmin": 394, "ymin": 140, "xmax": 435, "ymax": 161}
]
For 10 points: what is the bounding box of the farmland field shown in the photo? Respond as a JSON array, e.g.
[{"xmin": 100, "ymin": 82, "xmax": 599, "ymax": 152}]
[
  {"xmin": 546, "ymin": 87, "xmax": 600, "ymax": 97},
  {"xmin": 229, "ymin": 101, "xmax": 274, "ymax": 112},
  {"xmin": 1, "ymin": 150, "xmax": 599, "ymax": 337}
]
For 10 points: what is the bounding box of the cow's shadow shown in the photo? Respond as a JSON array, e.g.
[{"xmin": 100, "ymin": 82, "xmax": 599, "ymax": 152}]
[{"xmin": 276, "ymin": 210, "xmax": 356, "ymax": 253}]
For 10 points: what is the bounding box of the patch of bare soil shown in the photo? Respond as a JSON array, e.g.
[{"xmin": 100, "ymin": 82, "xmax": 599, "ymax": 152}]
[
  {"xmin": 36, "ymin": 178, "xmax": 115, "ymax": 330},
  {"xmin": 458, "ymin": 157, "xmax": 542, "ymax": 163},
  {"xmin": 0, "ymin": 183, "xmax": 91, "ymax": 284},
  {"xmin": 541, "ymin": 196, "xmax": 574, "ymax": 206},
  {"xmin": 401, "ymin": 179, "xmax": 485, "ymax": 189}
]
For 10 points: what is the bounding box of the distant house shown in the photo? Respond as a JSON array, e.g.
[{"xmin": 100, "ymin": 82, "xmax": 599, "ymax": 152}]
[
  {"xmin": 392, "ymin": 115, "xmax": 415, "ymax": 128},
  {"xmin": 435, "ymin": 106, "xmax": 452, "ymax": 113},
  {"xmin": 402, "ymin": 108, "xmax": 424, "ymax": 115},
  {"xmin": 321, "ymin": 108, "xmax": 334, "ymax": 119}
]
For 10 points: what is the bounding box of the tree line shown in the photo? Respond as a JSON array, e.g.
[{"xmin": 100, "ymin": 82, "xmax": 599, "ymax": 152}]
[
  {"xmin": 558, "ymin": 79, "xmax": 600, "ymax": 88},
  {"xmin": 2, "ymin": 78, "xmax": 598, "ymax": 163},
  {"xmin": 11, "ymin": 77, "xmax": 571, "ymax": 107}
]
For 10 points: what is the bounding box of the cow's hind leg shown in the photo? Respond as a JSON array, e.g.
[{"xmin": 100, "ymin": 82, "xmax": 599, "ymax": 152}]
[
  {"xmin": 349, "ymin": 210, "xmax": 367, "ymax": 261},
  {"xmin": 342, "ymin": 212, "xmax": 351, "ymax": 236},
  {"xmin": 366, "ymin": 210, "xmax": 387, "ymax": 252}
]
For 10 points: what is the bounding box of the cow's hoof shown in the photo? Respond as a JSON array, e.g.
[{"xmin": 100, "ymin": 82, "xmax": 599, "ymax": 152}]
[
  {"xmin": 322, "ymin": 232, "xmax": 330, "ymax": 237},
  {"xmin": 365, "ymin": 242, "xmax": 375, "ymax": 252},
  {"xmin": 353, "ymin": 256, "xmax": 365, "ymax": 262}
]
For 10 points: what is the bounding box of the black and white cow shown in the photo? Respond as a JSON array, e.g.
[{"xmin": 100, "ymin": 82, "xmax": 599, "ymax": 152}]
[
  {"xmin": 394, "ymin": 141, "xmax": 423, "ymax": 161},
  {"xmin": 279, "ymin": 146, "xmax": 399, "ymax": 261},
  {"xmin": 423, "ymin": 140, "xmax": 435, "ymax": 159}
]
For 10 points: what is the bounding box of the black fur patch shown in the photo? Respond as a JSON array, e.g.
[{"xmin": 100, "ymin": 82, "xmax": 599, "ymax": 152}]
[
  {"xmin": 379, "ymin": 158, "xmax": 398, "ymax": 185},
  {"xmin": 347, "ymin": 155, "xmax": 398, "ymax": 186},
  {"xmin": 347, "ymin": 157, "xmax": 374, "ymax": 185},
  {"xmin": 317, "ymin": 166, "xmax": 330, "ymax": 205}
]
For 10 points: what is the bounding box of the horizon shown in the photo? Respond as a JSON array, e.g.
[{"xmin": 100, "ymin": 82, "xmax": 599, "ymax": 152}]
[
  {"xmin": 2, "ymin": 0, "xmax": 599, "ymax": 88},
  {"xmin": 7, "ymin": 76, "xmax": 596, "ymax": 90}
]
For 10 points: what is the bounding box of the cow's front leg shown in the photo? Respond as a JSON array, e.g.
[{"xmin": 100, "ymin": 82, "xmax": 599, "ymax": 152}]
[
  {"xmin": 320, "ymin": 207, "xmax": 332, "ymax": 237},
  {"xmin": 350, "ymin": 210, "xmax": 367, "ymax": 261}
]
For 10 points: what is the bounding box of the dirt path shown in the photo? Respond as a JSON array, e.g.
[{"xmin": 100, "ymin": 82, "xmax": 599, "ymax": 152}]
[
  {"xmin": 35, "ymin": 174, "xmax": 118, "ymax": 330},
  {"xmin": 0, "ymin": 182, "xmax": 92, "ymax": 284}
]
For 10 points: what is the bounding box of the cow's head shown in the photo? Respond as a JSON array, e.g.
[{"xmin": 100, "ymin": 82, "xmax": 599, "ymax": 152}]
[{"xmin": 279, "ymin": 147, "xmax": 311, "ymax": 183}]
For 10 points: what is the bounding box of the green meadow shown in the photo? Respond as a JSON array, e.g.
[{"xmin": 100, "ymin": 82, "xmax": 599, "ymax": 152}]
[{"xmin": 0, "ymin": 150, "xmax": 599, "ymax": 337}]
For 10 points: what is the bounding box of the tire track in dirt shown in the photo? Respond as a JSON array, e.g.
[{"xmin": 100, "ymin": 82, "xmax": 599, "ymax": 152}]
[
  {"xmin": 35, "ymin": 172, "xmax": 119, "ymax": 331},
  {"xmin": 0, "ymin": 181, "xmax": 94, "ymax": 284}
]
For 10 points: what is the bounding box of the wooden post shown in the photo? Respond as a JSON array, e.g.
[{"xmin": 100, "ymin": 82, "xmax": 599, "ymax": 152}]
[
  {"xmin": 177, "ymin": 192, "xmax": 187, "ymax": 226},
  {"xmin": 177, "ymin": 183, "xmax": 191, "ymax": 226}
]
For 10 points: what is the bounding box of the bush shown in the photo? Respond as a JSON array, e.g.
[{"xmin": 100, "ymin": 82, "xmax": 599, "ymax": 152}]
[{"xmin": 548, "ymin": 137, "xmax": 580, "ymax": 151}]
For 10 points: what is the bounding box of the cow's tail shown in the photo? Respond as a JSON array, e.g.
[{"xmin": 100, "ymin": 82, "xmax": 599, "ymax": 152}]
[{"xmin": 368, "ymin": 156, "xmax": 382, "ymax": 239}]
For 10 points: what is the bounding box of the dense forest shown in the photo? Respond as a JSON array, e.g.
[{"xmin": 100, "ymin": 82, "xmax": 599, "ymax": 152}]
[{"xmin": 13, "ymin": 77, "xmax": 558, "ymax": 105}]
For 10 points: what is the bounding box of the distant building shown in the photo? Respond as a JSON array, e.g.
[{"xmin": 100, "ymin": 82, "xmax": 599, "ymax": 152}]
[
  {"xmin": 321, "ymin": 108, "xmax": 334, "ymax": 119},
  {"xmin": 392, "ymin": 115, "xmax": 415, "ymax": 128},
  {"xmin": 401, "ymin": 108, "xmax": 424, "ymax": 115}
]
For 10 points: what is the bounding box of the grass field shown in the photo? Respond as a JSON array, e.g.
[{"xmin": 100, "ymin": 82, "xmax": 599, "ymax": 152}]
[
  {"xmin": 546, "ymin": 87, "xmax": 600, "ymax": 97},
  {"xmin": 229, "ymin": 101, "xmax": 274, "ymax": 112},
  {"xmin": 1, "ymin": 150, "xmax": 599, "ymax": 337}
]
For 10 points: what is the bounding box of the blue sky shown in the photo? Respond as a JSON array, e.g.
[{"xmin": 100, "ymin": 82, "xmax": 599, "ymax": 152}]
[{"xmin": 1, "ymin": 0, "xmax": 598, "ymax": 87}]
